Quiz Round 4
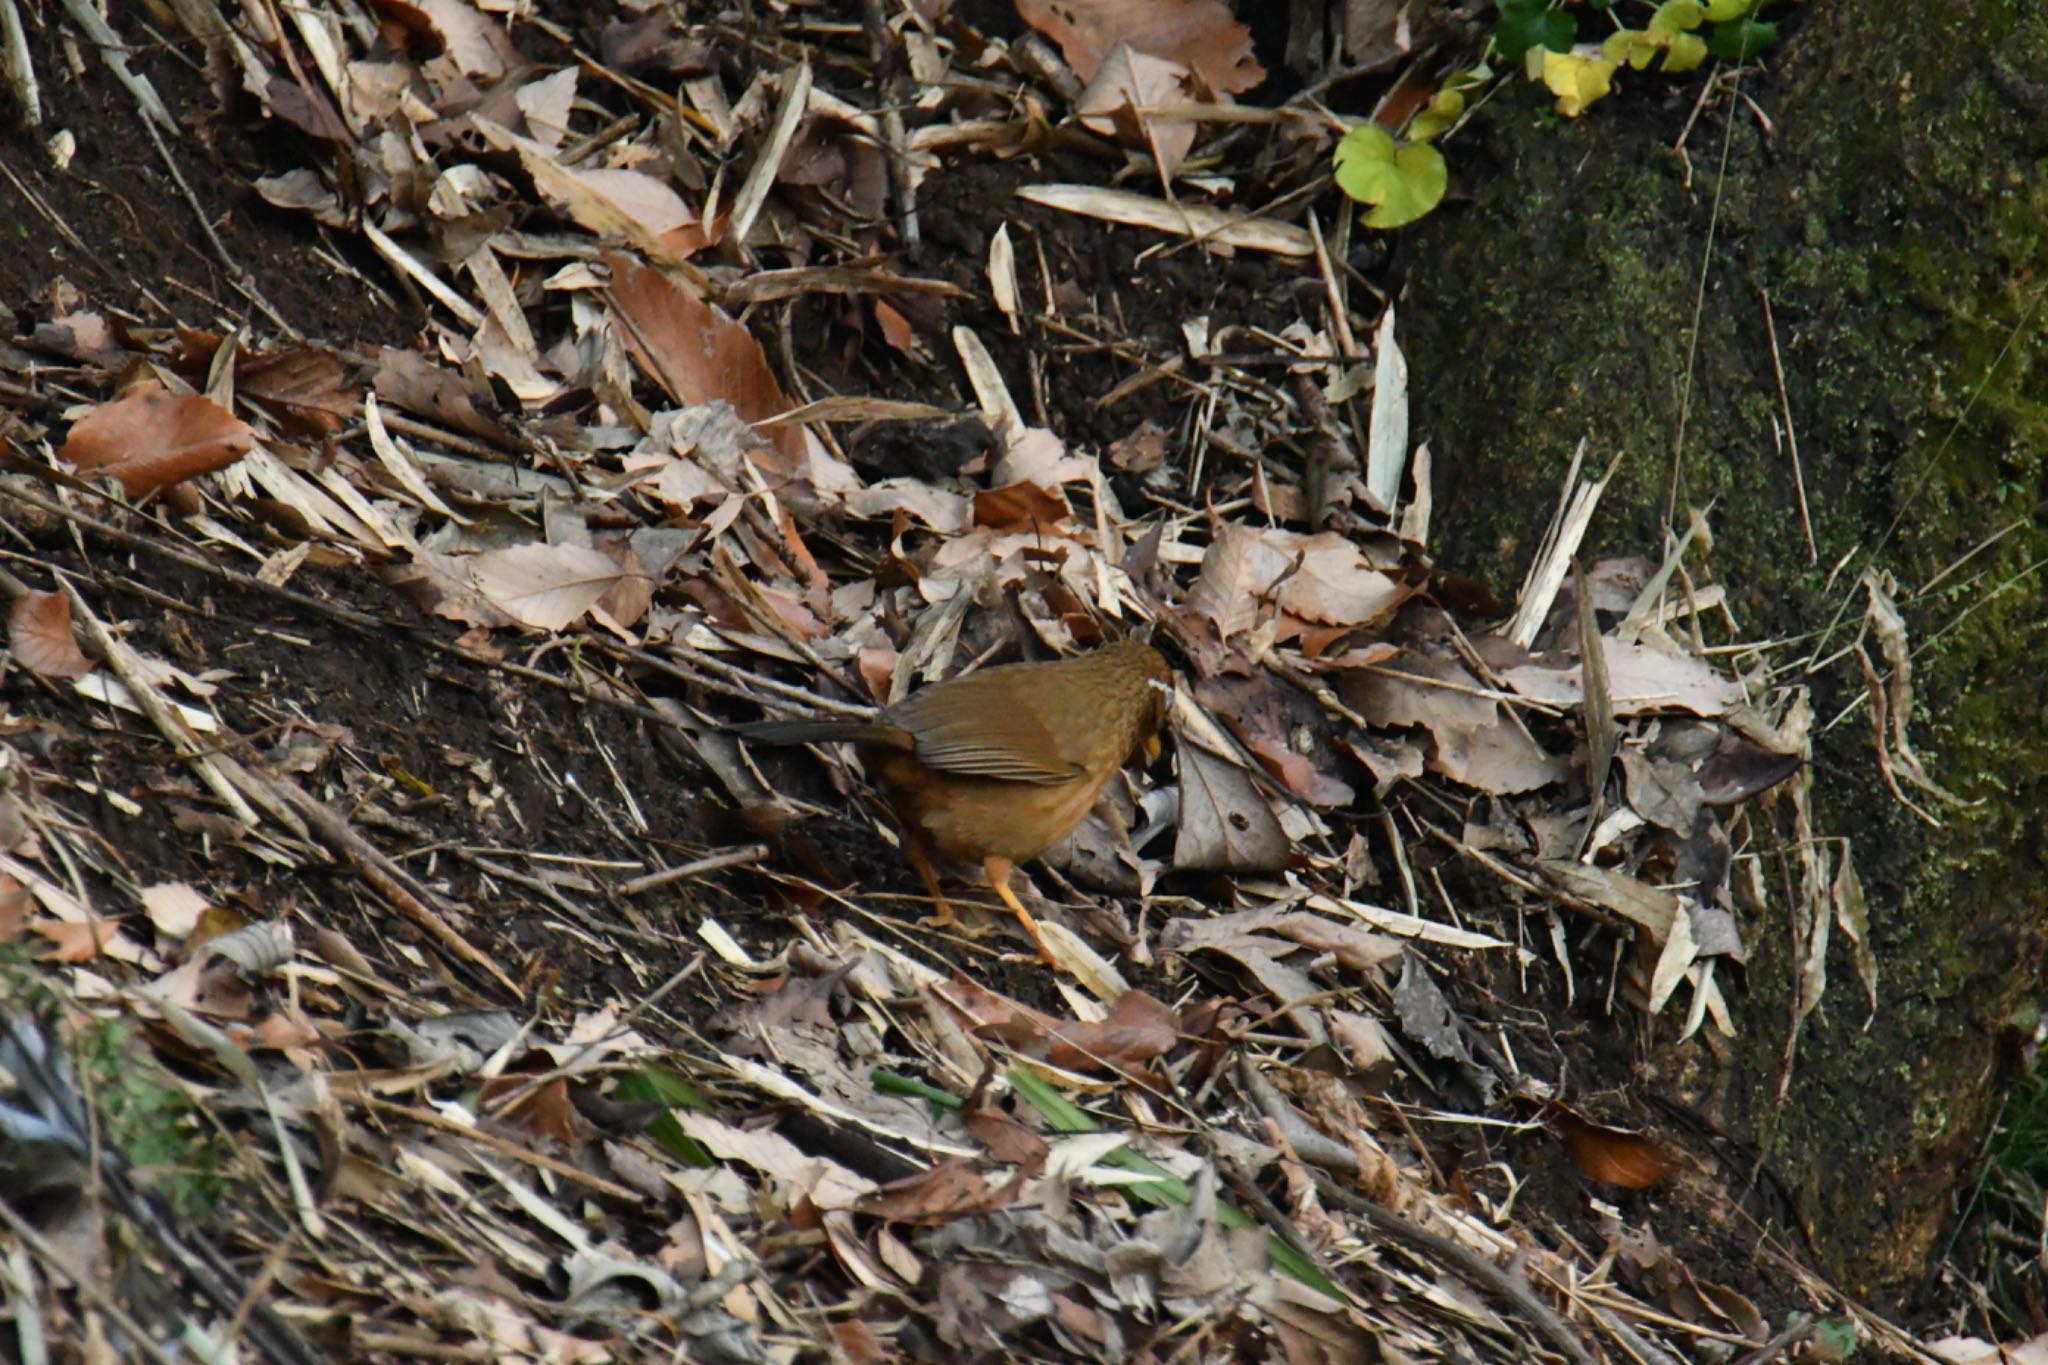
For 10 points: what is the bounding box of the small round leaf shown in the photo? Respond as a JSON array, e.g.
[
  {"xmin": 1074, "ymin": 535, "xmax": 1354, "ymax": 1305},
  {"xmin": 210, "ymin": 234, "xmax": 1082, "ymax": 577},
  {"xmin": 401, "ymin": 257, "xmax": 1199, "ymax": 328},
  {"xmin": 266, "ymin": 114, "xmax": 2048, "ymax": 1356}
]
[{"xmin": 1333, "ymin": 125, "xmax": 1448, "ymax": 229}]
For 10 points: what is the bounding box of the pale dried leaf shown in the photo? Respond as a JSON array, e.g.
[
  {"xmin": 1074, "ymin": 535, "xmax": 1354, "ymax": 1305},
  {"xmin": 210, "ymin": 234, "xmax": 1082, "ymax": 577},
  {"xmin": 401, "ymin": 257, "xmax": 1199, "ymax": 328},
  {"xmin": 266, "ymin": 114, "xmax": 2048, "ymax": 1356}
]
[
  {"xmin": 7, "ymin": 591, "xmax": 92, "ymax": 680},
  {"xmin": 1499, "ymin": 638, "xmax": 1745, "ymax": 716},
  {"xmin": 1364, "ymin": 305, "xmax": 1407, "ymax": 513},
  {"xmin": 1074, "ymin": 44, "xmax": 1196, "ymax": 178},
  {"xmin": 470, "ymin": 543, "xmax": 634, "ymax": 631},
  {"xmin": 1018, "ymin": 184, "xmax": 1312, "ymax": 256},
  {"xmin": 1016, "ymin": 0, "xmax": 1264, "ymax": 93},
  {"xmin": 1343, "ymin": 655, "xmax": 1566, "ymax": 795},
  {"xmin": 141, "ymin": 883, "xmax": 209, "ymax": 938},
  {"xmin": 1172, "ymin": 738, "xmax": 1288, "ymax": 873}
]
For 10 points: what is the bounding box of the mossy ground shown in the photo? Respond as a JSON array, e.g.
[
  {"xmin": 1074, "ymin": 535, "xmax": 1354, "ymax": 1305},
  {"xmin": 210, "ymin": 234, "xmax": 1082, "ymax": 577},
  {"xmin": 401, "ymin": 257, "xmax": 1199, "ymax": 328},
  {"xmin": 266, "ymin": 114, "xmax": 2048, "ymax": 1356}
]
[{"xmin": 1402, "ymin": 0, "xmax": 2048, "ymax": 1303}]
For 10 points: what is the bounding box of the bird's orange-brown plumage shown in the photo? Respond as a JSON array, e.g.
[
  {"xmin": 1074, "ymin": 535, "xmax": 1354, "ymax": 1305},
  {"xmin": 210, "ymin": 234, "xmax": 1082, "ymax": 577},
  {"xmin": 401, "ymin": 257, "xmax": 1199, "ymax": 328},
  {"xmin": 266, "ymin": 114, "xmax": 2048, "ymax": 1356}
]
[{"xmin": 739, "ymin": 638, "xmax": 1171, "ymax": 961}]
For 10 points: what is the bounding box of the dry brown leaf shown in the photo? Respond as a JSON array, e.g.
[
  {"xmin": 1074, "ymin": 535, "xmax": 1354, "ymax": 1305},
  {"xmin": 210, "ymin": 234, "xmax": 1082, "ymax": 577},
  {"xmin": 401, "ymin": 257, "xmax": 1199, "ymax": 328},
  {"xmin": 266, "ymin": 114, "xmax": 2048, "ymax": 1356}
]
[
  {"xmin": 377, "ymin": 0, "xmax": 515, "ymax": 78},
  {"xmin": 1327, "ymin": 1009, "xmax": 1394, "ymax": 1073},
  {"xmin": 61, "ymin": 381, "xmax": 257, "ymax": 497},
  {"xmin": 1185, "ymin": 525, "xmax": 1267, "ymax": 641},
  {"xmin": 962, "ymin": 1099, "xmax": 1050, "ymax": 1171},
  {"xmin": 374, "ymin": 348, "xmax": 514, "ymax": 445},
  {"xmin": 1188, "ymin": 527, "xmax": 1408, "ymax": 645},
  {"xmin": 1108, "ymin": 420, "xmax": 1169, "ymax": 473},
  {"xmin": 827, "ymin": 1319, "xmax": 893, "ymax": 1365},
  {"xmin": 1075, "ymin": 44, "xmax": 1197, "ymax": 178},
  {"xmin": 469, "ymin": 543, "xmax": 634, "ymax": 632},
  {"xmin": 604, "ymin": 252, "xmax": 805, "ymax": 472},
  {"xmin": 973, "ymin": 480, "xmax": 1071, "ymax": 531},
  {"xmin": 1016, "ymin": 0, "xmax": 1264, "ymax": 94},
  {"xmin": 1500, "ymin": 638, "xmax": 1746, "ymax": 716},
  {"xmin": 546, "ymin": 165, "xmax": 711, "ymax": 257},
  {"xmin": 241, "ymin": 347, "xmax": 361, "ymax": 435},
  {"xmin": 32, "ymin": 918, "xmax": 114, "ymax": 963},
  {"xmin": 845, "ymin": 478, "xmax": 972, "ymax": 533},
  {"xmin": 855, "ymin": 1159, "xmax": 1024, "ymax": 1225},
  {"xmin": 7, "ymin": 590, "xmax": 93, "ymax": 679},
  {"xmin": 1341, "ymin": 654, "xmax": 1567, "ymax": 796},
  {"xmin": 1195, "ymin": 673, "xmax": 1355, "ymax": 807},
  {"xmin": 593, "ymin": 536, "xmax": 654, "ymax": 630},
  {"xmin": 141, "ymin": 882, "xmax": 209, "ymax": 938},
  {"xmin": 1697, "ymin": 731, "xmax": 1804, "ymax": 805},
  {"xmin": 872, "ymin": 298, "xmax": 916, "ymax": 355},
  {"xmin": 0, "ymin": 878, "xmax": 31, "ymax": 945},
  {"xmin": 1173, "ymin": 738, "xmax": 1289, "ymax": 873},
  {"xmin": 935, "ymin": 978, "xmax": 1182, "ymax": 1073},
  {"xmin": 600, "ymin": 13, "xmax": 714, "ymax": 79},
  {"xmin": 376, "ymin": 552, "xmax": 518, "ymax": 630},
  {"xmin": 1554, "ymin": 1111, "xmax": 1677, "ymax": 1189},
  {"xmin": 483, "ymin": 1072, "xmax": 579, "ymax": 1145}
]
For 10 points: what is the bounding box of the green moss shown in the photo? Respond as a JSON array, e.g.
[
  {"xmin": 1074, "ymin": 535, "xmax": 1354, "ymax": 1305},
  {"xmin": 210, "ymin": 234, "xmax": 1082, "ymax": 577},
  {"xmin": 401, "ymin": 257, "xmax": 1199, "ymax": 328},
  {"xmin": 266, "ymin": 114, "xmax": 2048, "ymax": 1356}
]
[{"xmin": 1404, "ymin": 2, "xmax": 2048, "ymax": 1299}]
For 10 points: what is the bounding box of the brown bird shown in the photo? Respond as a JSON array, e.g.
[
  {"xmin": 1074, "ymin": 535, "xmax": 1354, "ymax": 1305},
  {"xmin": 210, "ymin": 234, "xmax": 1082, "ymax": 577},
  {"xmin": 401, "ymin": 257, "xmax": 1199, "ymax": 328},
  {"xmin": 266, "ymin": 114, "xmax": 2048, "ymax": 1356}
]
[{"xmin": 738, "ymin": 638, "xmax": 1171, "ymax": 962}]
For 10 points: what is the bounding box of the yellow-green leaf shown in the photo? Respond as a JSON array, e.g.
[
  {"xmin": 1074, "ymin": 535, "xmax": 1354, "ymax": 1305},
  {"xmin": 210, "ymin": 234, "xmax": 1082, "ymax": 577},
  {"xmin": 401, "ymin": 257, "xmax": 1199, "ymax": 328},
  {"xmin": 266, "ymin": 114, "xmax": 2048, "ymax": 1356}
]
[
  {"xmin": 1332, "ymin": 124, "xmax": 1447, "ymax": 228},
  {"xmin": 1703, "ymin": 0, "xmax": 1752, "ymax": 19},
  {"xmin": 1601, "ymin": 28, "xmax": 1663, "ymax": 70},
  {"xmin": 1409, "ymin": 88, "xmax": 1466, "ymax": 143},
  {"xmin": 1536, "ymin": 48, "xmax": 1618, "ymax": 117},
  {"xmin": 1661, "ymin": 31, "xmax": 1709, "ymax": 72},
  {"xmin": 1648, "ymin": 0, "xmax": 1707, "ymax": 37}
]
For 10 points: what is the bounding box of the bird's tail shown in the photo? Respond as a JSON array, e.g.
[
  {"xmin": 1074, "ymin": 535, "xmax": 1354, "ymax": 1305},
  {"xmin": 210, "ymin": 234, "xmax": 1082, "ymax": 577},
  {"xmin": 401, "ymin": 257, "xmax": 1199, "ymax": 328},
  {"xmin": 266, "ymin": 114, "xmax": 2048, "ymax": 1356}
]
[{"xmin": 734, "ymin": 718, "xmax": 899, "ymax": 748}]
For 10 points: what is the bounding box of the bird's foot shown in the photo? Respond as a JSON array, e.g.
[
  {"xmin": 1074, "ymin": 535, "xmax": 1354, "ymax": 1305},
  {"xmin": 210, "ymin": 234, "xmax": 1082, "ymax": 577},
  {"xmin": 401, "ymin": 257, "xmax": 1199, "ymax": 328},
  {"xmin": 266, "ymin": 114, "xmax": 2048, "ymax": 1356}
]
[{"xmin": 918, "ymin": 906, "xmax": 994, "ymax": 939}]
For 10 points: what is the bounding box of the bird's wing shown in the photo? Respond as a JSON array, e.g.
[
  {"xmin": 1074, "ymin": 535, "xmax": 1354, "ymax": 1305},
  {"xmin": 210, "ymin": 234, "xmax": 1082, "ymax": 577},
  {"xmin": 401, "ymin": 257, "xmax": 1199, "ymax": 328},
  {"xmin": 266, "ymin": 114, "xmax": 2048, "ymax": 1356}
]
[{"xmin": 891, "ymin": 679, "xmax": 1085, "ymax": 784}]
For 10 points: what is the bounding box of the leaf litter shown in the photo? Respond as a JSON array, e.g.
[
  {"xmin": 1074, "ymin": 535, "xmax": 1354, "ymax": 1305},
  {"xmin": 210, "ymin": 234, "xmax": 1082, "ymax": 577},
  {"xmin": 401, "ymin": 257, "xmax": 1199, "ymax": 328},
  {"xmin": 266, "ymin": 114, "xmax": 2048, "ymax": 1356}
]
[{"xmin": 0, "ymin": 0, "xmax": 1981, "ymax": 1360}]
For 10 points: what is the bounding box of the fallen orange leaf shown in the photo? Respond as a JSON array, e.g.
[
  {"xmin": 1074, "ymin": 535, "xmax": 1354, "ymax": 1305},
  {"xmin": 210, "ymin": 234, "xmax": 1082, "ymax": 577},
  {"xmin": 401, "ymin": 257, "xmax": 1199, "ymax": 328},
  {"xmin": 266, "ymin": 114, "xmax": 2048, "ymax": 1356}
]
[{"xmin": 61, "ymin": 381, "xmax": 257, "ymax": 497}]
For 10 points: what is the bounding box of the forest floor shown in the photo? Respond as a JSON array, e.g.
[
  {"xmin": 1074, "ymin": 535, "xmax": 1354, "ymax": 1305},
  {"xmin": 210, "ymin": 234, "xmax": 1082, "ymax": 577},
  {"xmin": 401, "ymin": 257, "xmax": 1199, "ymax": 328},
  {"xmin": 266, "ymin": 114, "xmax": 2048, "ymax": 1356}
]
[{"xmin": 0, "ymin": 1, "xmax": 2000, "ymax": 1361}]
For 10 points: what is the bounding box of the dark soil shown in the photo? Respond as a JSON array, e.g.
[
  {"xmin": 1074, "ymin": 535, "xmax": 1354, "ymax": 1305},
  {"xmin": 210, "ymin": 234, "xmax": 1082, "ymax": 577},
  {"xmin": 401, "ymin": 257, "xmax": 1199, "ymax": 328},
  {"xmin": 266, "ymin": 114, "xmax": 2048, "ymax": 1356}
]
[{"xmin": 0, "ymin": 17, "xmax": 412, "ymax": 345}]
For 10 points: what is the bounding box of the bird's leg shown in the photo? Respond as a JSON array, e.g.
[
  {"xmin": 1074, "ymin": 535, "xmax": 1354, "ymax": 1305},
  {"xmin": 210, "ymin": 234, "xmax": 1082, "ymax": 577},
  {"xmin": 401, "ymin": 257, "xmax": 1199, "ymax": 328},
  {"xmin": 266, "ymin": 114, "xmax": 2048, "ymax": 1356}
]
[
  {"xmin": 905, "ymin": 831, "xmax": 988, "ymax": 937},
  {"xmin": 985, "ymin": 855, "xmax": 1059, "ymax": 966}
]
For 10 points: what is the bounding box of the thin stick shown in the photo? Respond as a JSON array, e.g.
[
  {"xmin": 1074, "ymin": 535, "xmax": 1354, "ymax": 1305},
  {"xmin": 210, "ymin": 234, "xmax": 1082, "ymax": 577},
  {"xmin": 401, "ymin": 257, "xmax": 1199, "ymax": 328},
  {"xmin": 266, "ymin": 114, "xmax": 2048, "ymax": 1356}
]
[
  {"xmin": 1759, "ymin": 288, "xmax": 1815, "ymax": 564},
  {"xmin": 618, "ymin": 844, "xmax": 769, "ymax": 897}
]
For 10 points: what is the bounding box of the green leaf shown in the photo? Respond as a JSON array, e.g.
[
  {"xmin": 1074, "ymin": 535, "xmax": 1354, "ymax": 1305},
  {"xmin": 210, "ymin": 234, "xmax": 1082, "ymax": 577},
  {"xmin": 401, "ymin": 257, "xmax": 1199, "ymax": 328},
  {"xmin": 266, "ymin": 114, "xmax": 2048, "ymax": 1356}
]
[
  {"xmin": 1661, "ymin": 31, "xmax": 1709, "ymax": 72},
  {"xmin": 1706, "ymin": 15, "xmax": 1778, "ymax": 60},
  {"xmin": 1811, "ymin": 1318, "xmax": 1862, "ymax": 1356},
  {"xmin": 1332, "ymin": 124, "xmax": 1447, "ymax": 229},
  {"xmin": 1495, "ymin": 0, "xmax": 1575, "ymax": 63},
  {"xmin": 1533, "ymin": 48, "xmax": 1619, "ymax": 117},
  {"xmin": 1409, "ymin": 88, "xmax": 1466, "ymax": 143},
  {"xmin": 872, "ymin": 1069, "xmax": 965, "ymax": 1112},
  {"xmin": 616, "ymin": 1065, "xmax": 713, "ymax": 1112},
  {"xmin": 616, "ymin": 1066, "xmax": 716, "ymax": 1167},
  {"xmin": 1647, "ymin": 0, "xmax": 1707, "ymax": 37},
  {"xmin": 1602, "ymin": 28, "xmax": 1663, "ymax": 70},
  {"xmin": 1702, "ymin": 0, "xmax": 1752, "ymax": 18}
]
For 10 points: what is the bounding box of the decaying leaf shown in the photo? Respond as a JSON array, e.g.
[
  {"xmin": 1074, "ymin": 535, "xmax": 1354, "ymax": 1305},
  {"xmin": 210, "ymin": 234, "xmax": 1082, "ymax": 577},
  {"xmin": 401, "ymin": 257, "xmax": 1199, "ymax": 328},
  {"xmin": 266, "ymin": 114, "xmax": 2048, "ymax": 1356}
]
[
  {"xmin": 1188, "ymin": 526, "xmax": 1409, "ymax": 645},
  {"xmin": 1500, "ymin": 637, "xmax": 1746, "ymax": 716},
  {"xmin": 1075, "ymin": 43, "xmax": 1197, "ymax": 178},
  {"xmin": 604, "ymin": 252, "xmax": 807, "ymax": 471},
  {"xmin": 934, "ymin": 978, "xmax": 1182, "ymax": 1074},
  {"xmin": 7, "ymin": 591, "xmax": 93, "ymax": 680},
  {"xmin": 61, "ymin": 381, "xmax": 257, "ymax": 496},
  {"xmin": 1172, "ymin": 737, "xmax": 1289, "ymax": 873},
  {"xmin": 1344, "ymin": 653, "xmax": 1566, "ymax": 795},
  {"xmin": 1016, "ymin": 0, "xmax": 1265, "ymax": 94}
]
